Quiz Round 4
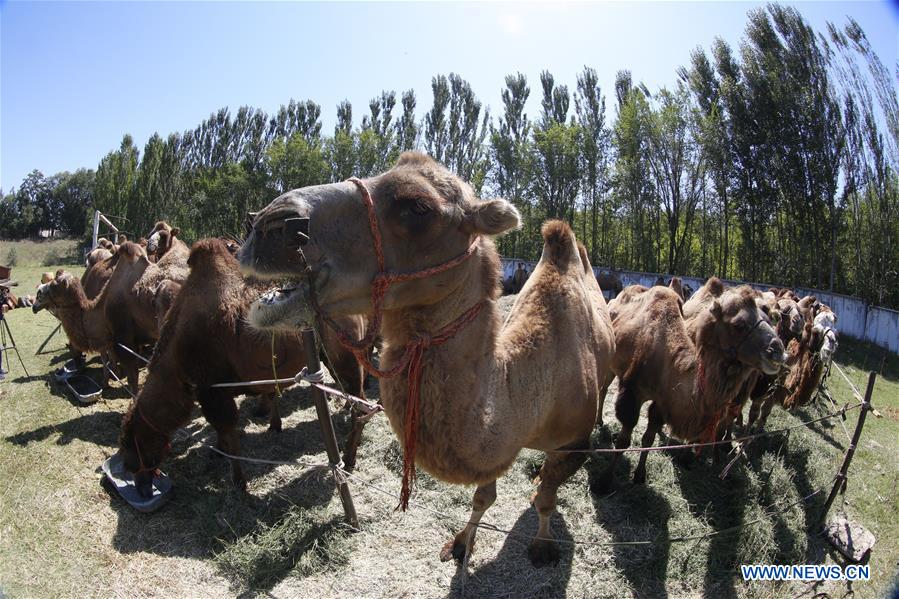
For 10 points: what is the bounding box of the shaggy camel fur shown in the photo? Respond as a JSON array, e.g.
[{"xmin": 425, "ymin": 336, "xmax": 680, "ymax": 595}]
[
  {"xmin": 239, "ymin": 152, "xmax": 615, "ymax": 566},
  {"xmin": 118, "ymin": 238, "xmax": 367, "ymax": 494},
  {"xmin": 596, "ymin": 285, "xmax": 785, "ymax": 491},
  {"xmin": 146, "ymin": 221, "xmax": 189, "ymax": 263}
]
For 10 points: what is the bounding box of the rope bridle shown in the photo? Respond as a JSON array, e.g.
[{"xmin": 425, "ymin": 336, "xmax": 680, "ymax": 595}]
[{"xmin": 305, "ymin": 176, "xmax": 483, "ymax": 510}]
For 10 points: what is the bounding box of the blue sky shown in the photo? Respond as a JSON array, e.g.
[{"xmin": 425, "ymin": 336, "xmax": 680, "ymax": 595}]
[{"xmin": 1, "ymin": 1, "xmax": 896, "ymax": 191}]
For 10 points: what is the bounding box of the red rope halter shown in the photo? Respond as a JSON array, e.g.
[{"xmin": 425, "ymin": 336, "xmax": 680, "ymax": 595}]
[{"xmin": 312, "ymin": 177, "xmax": 483, "ymax": 510}]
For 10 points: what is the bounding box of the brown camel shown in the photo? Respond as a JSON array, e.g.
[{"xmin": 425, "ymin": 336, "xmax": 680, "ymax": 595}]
[
  {"xmin": 85, "ymin": 247, "xmax": 113, "ymax": 269},
  {"xmin": 34, "ymin": 242, "xmax": 188, "ymax": 390},
  {"xmin": 81, "ymin": 250, "xmax": 120, "ymax": 300},
  {"xmin": 118, "ymin": 238, "xmax": 367, "ymax": 494},
  {"xmin": 146, "ymin": 221, "xmax": 189, "ymax": 263},
  {"xmin": 597, "ymin": 269, "xmax": 623, "ymax": 298},
  {"xmin": 239, "ymin": 152, "xmax": 615, "ymax": 566},
  {"xmin": 595, "ymin": 284, "xmax": 785, "ymax": 491}
]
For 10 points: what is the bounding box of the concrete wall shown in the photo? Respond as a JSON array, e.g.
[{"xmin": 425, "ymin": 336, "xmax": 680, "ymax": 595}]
[{"xmin": 500, "ymin": 259, "xmax": 899, "ymax": 354}]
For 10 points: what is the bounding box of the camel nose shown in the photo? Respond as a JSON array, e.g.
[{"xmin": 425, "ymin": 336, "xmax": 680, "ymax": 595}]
[{"xmin": 766, "ymin": 338, "xmax": 786, "ymax": 363}]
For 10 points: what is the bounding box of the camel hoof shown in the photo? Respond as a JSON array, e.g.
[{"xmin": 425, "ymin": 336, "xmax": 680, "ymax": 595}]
[
  {"xmin": 527, "ymin": 538, "xmax": 559, "ymax": 567},
  {"xmin": 341, "ymin": 453, "xmax": 356, "ymax": 473},
  {"xmin": 439, "ymin": 538, "xmax": 470, "ymax": 563},
  {"xmin": 632, "ymin": 468, "xmax": 646, "ymax": 485}
]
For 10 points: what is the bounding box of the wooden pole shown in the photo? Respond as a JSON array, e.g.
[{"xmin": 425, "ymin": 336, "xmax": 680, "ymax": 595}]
[
  {"xmin": 302, "ymin": 328, "xmax": 360, "ymax": 529},
  {"xmin": 818, "ymin": 370, "xmax": 876, "ymax": 527},
  {"xmin": 92, "ymin": 210, "xmax": 101, "ymax": 250}
]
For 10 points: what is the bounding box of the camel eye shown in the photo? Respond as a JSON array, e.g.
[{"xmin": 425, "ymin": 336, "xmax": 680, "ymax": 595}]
[
  {"xmin": 410, "ymin": 200, "xmax": 432, "ymax": 216},
  {"xmin": 734, "ymin": 321, "xmax": 748, "ymax": 332}
]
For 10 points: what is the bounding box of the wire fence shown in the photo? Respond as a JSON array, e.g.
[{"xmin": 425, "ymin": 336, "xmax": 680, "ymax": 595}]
[{"xmin": 187, "ymin": 355, "xmax": 871, "ymax": 550}]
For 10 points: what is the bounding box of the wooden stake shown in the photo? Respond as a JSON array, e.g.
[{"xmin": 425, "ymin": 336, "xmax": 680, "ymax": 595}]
[
  {"xmin": 302, "ymin": 328, "xmax": 360, "ymax": 530},
  {"xmin": 818, "ymin": 371, "xmax": 876, "ymax": 528}
]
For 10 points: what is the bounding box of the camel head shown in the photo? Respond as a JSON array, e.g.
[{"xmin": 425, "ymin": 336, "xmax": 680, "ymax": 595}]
[
  {"xmin": 697, "ymin": 286, "xmax": 786, "ymax": 375},
  {"xmin": 776, "ymin": 297, "xmax": 805, "ymax": 341},
  {"xmin": 146, "ymin": 221, "xmax": 181, "ymax": 259},
  {"xmin": 96, "ymin": 237, "xmax": 115, "ymax": 251},
  {"xmin": 118, "ymin": 401, "xmax": 171, "ymax": 499},
  {"xmin": 240, "ymin": 152, "xmax": 520, "ymax": 332},
  {"xmin": 32, "ymin": 270, "xmax": 85, "ymax": 314},
  {"xmin": 812, "ymin": 307, "xmax": 838, "ymax": 365}
]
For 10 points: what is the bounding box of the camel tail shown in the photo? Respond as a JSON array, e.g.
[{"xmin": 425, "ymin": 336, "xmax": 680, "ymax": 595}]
[{"xmin": 540, "ymin": 220, "xmax": 579, "ymax": 269}]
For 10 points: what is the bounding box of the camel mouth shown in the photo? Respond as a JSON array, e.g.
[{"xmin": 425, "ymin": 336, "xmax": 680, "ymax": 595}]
[
  {"xmin": 249, "ymin": 282, "xmax": 315, "ymax": 332},
  {"xmin": 758, "ymin": 353, "xmax": 786, "ymax": 376}
]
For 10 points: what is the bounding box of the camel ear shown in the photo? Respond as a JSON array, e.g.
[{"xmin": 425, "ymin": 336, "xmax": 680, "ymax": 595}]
[
  {"xmin": 462, "ymin": 199, "xmax": 520, "ymax": 235},
  {"xmin": 710, "ymin": 300, "xmax": 723, "ymax": 321},
  {"xmin": 170, "ymin": 228, "xmax": 180, "ymax": 238}
]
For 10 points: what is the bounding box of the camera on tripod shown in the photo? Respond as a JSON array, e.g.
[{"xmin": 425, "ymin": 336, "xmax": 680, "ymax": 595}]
[{"xmin": 1, "ymin": 264, "xmax": 29, "ymax": 380}]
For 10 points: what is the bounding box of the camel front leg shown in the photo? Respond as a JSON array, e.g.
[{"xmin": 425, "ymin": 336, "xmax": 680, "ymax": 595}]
[
  {"xmin": 633, "ymin": 402, "xmax": 663, "ymax": 484},
  {"xmin": 341, "ymin": 407, "xmax": 365, "ymax": 472},
  {"xmin": 592, "ymin": 380, "xmax": 640, "ymax": 495},
  {"xmin": 439, "ymin": 480, "xmax": 497, "ymax": 564},
  {"xmin": 529, "ymin": 450, "xmax": 588, "ymax": 567},
  {"xmin": 252, "ymin": 392, "xmax": 281, "ymax": 432}
]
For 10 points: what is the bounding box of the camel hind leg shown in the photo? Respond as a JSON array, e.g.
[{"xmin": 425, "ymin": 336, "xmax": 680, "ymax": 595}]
[
  {"xmin": 197, "ymin": 388, "xmax": 246, "ymax": 491},
  {"xmin": 439, "ymin": 480, "xmax": 497, "ymax": 564},
  {"xmin": 529, "ymin": 449, "xmax": 589, "ymax": 567}
]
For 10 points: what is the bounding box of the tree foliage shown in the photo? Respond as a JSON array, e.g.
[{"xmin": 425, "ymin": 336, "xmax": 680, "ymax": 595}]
[{"xmin": 3, "ymin": 5, "xmax": 896, "ymax": 308}]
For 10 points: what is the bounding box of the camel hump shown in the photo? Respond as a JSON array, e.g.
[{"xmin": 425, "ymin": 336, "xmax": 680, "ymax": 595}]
[
  {"xmin": 540, "ymin": 220, "xmax": 578, "ymax": 268},
  {"xmin": 576, "ymin": 241, "xmax": 592, "ymax": 275},
  {"xmin": 117, "ymin": 241, "xmax": 145, "ymax": 261},
  {"xmin": 188, "ymin": 238, "xmax": 235, "ymax": 268},
  {"xmin": 705, "ymin": 276, "xmax": 725, "ymax": 296}
]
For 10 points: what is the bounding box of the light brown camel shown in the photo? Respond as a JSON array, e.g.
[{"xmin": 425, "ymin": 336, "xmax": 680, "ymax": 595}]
[
  {"xmin": 146, "ymin": 221, "xmax": 189, "ymax": 263},
  {"xmin": 595, "ymin": 285, "xmax": 785, "ymax": 491},
  {"xmin": 118, "ymin": 238, "xmax": 368, "ymax": 494},
  {"xmin": 238, "ymin": 152, "xmax": 615, "ymax": 566},
  {"xmin": 34, "ymin": 242, "xmax": 188, "ymax": 391}
]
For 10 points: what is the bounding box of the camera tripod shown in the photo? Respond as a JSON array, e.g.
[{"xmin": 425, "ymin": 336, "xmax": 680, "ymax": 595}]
[{"xmin": 0, "ymin": 311, "xmax": 29, "ymax": 380}]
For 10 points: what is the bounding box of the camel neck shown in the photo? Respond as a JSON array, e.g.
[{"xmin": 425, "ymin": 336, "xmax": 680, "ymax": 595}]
[{"xmin": 57, "ymin": 293, "xmax": 108, "ymax": 351}]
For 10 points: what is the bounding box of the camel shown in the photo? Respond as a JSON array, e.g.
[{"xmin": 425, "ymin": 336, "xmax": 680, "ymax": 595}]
[
  {"xmin": 118, "ymin": 238, "xmax": 367, "ymax": 495},
  {"xmin": 34, "ymin": 241, "xmax": 188, "ymax": 390},
  {"xmin": 146, "ymin": 221, "xmax": 189, "ymax": 263},
  {"xmin": 82, "ymin": 250, "xmax": 120, "ymax": 300},
  {"xmin": 595, "ymin": 284, "xmax": 785, "ymax": 491},
  {"xmin": 741, "ymin": 294, "xmax": 808, "ymax": 433},
  {"xmin": 85, "ymin": 247, "xmax": 113, "ymax": 269},
  {"xmin": 597, "ymin": 269, "xmax": 623, "ymax": 299},
  {"xmin": 238, "ymin": 152, "xmax": 615, "ymax": 566}
]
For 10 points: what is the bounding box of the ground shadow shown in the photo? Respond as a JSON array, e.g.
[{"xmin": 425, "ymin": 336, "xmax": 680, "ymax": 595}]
[
  {"xmin": 107, "ymin": 441, "xmax": 338, "ymax": 561},
  {"xmin": 446, "ymin": 505, "xmax": 576, "ymax": 598},
  {"xmin": 5, "ymin": 409, "xmax": 124, "ymax": 448},
  {"xmin": 672, "ymin": 454, "xmax": 750, "ymax": 599},
  {"xmin": 585, "ymin": 454, "xmax": 672, "ymax": 599}
]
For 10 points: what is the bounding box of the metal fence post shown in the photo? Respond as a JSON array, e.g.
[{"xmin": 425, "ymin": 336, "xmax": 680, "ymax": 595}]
[
  {"xmin": 818, "ymin": 371, "xmax": 876, "ymax": 528},
  {"xmin": 302, "ymin": 328, "xmax": 360, "ymax": 529}
]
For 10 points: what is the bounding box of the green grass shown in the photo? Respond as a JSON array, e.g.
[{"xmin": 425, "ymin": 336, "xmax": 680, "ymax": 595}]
[
  {"xmin": 1, "ymin": 238, "xmax": 83, "ymax": 270},
  {"xmin": 0, "ymin": 287, "xmax": 896, "ymax": 597}
]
